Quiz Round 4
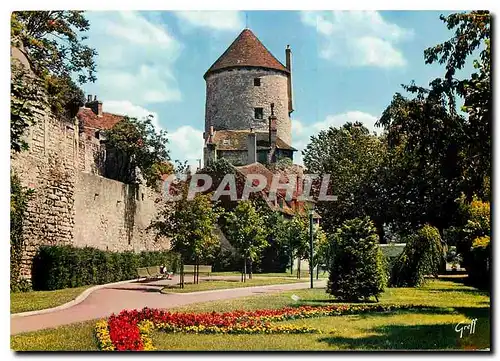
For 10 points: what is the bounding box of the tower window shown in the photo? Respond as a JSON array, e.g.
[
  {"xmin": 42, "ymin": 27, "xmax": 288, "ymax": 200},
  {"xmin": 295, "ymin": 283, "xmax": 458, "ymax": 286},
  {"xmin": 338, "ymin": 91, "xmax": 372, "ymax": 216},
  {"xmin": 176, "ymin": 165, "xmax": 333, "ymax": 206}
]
[
  {"xmin": 254, "ymin": 107, "xmax": 263, "ymax": 119},
  {"xmin": 254, "ymin": 78, "xmax": 261, "ymax": 86}
]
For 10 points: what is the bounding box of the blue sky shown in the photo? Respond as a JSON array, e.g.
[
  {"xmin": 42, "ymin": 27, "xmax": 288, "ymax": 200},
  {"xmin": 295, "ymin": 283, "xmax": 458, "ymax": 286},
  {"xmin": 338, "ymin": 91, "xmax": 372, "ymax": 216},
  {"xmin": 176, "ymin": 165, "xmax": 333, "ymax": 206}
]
[{"xmin": 81, "ymin": 10, "xmax": 468, "ymax": 167}]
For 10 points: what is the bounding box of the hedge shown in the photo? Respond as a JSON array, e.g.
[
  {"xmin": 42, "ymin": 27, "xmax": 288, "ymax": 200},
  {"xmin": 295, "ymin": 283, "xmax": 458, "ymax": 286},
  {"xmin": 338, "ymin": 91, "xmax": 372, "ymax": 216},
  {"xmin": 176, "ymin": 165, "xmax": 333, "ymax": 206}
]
[{"xmin": 31, "ymin": 245, "xmax": 180, "ymax": 291}]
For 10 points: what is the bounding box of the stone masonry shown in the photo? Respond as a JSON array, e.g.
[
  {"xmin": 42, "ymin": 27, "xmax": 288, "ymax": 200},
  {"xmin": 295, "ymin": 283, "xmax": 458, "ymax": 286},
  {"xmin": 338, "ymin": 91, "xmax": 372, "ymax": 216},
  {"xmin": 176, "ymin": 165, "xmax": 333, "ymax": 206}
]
[
  {"xmin": 205, "ymin": 68, "xmax": 291, "ymax": 145},
  {"xmin": 11, "ymin": 57, "xmax": 169, "ymax": 279}
]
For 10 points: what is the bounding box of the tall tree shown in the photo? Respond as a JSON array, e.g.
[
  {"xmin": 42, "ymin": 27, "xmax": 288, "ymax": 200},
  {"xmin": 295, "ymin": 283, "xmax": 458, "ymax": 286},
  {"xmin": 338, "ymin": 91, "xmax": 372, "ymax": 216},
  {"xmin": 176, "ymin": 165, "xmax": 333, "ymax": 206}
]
[
  {"xmin": 11, "ymin": 11, "xmax": 97, "ymax": 84},
  {"xmin": 153, "ymin": 191, "xmax": 221, "ymax": 281},
  {"xmin": 303, "ymin": 122, "xmax": 386, "ymax": 235},
  {"xmin": 224, "ymin": 201, "xmax": 268, "ymax": 281},
  {"xmin": 424, "ymin": 10, "xmax": 491, "ymax": 200}
]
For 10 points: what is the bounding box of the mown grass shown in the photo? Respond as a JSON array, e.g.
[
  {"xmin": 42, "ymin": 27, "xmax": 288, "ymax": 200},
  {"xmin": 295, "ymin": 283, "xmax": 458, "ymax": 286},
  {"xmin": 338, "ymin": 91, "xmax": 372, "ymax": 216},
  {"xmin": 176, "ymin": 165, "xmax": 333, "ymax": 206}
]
[
  {"xmin": 10, "ymin": 286, "xmax": 92, "ymax": 314},
  {"xmin": 161, "ymin": 277, "xmax": 307, "ymax": 294},
  {"xmin": 11, "ymin": 276, "xmax": 490, "ymax": 351}
]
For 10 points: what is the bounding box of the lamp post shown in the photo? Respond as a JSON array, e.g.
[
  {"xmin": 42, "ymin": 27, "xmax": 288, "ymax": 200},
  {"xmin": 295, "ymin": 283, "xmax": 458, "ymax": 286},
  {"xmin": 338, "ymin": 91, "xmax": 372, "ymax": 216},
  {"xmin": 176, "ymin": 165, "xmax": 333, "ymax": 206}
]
[{"xmin": 309, "ymin": 207, "xmax": 314, "ymax": 289}]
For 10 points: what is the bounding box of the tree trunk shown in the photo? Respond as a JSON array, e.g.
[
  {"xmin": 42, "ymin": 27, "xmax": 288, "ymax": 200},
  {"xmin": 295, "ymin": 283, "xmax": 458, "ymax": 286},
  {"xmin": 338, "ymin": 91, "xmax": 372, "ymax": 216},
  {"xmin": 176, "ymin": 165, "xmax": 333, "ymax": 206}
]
[
  {"xmin": 249, "ymin": 258, "xmax": 253, "ymax": 279},
  {"xmin": 290, "ymin": 255, "xmax": 293, "ymax": 275},
  {"xmin": 297, "ymin": 258, "xmax": 301, "ymax": 279},
  {"xmin": 243, "ymin": 257, "xmax": 247, "ymax": 283},
  {"xmin": 316, "ymin": 263, "xmax": 319, "ymax": 280}
]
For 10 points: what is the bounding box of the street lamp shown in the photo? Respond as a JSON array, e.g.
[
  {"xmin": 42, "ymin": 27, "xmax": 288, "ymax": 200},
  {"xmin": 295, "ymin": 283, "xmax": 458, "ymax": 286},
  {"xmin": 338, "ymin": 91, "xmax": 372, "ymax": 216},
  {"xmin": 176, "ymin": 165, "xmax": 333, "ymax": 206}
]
[{"xmin": 309, "ymin": 206, "xmax": 314, "ymax": 289}]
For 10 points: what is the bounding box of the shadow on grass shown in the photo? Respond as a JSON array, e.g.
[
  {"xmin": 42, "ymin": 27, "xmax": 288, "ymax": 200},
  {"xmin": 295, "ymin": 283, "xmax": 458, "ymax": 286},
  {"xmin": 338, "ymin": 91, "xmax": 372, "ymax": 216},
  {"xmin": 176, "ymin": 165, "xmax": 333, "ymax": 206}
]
[{"xmin": 318, "ymin": 315, "xmax": 491, "ymax": 350}]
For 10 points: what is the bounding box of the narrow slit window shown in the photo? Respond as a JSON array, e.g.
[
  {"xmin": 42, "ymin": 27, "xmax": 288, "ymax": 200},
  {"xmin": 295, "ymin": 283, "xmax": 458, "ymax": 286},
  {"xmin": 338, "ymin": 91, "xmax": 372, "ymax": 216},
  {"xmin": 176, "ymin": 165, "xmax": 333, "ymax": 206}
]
[
  {"xmin": 254, "ymin": 107, "xmax": 263, "ymax": 119},
  {"xmin": 254, "ymin": 78, "xmax": 261, "ymax": 86}
]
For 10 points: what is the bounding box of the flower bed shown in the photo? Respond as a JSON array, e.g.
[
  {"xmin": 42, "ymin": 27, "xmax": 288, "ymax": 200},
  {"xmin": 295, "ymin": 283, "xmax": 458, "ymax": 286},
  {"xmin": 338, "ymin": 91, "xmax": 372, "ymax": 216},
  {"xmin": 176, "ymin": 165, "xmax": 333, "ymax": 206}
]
[{"xmin": 95, "ymin": 303, "xmax": 427, "ymax": 351}]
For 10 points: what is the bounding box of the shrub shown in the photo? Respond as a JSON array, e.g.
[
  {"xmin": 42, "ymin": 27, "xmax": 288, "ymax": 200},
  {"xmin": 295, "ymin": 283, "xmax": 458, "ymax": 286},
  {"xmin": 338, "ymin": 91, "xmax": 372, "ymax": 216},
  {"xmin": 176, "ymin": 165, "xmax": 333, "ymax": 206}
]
[
  {"xmin": 31, "ymin": 245, "xmax": 179, "ymax": 291},
  {"xmin": 389, "ymin": 225, "xmax": 444, "ymax": 287},
  {"xmin": 327, "ymin": 217, "xmax": 387, "ymax": 302}
]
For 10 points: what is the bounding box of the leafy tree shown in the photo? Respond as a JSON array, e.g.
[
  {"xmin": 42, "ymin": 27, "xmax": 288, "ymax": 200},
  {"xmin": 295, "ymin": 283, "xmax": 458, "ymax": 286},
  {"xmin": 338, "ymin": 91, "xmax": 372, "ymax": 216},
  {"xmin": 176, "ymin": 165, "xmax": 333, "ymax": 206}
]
[
  {"xmin": 11, "ymin": 11, "xmax": 96, "ymax": 151},
  {"xmin": 103, "ymin": 116, "xmax": 171, "ymax": 188},
  {"xmin": 312, "ymin": 226, "xmax": 329, "ymax": 279},
  {"xmin": 152, "ymin": 191, "xmax": 221, "ymax": 283},
  {"xmin": 303, "ymin": 122, "xmax": 386, "ymax": 235},
  {"xmin": 327, "ymin": 217, "xmax": 387, "ymax": 301},
  {"xmin": 376, "ymin": 84, "xmax": 466, "ymax": 234},
  {"xmin": 259, "ymin": 211, "xmax": 290, "ymax": 273},
  {"xmin": 11, "ymin": 11, "xmax": 97, "ymax": 84},
  {"xmin": 224, "ymin": 201, "xmax": 268, "ymax": 281},
  {"xmin": 389, "ymin": 225, "xmax": 445, "ymax": 288},
  {"xmin": 285, "ymin": 213, "xmax": 310, "ymax": 278}
]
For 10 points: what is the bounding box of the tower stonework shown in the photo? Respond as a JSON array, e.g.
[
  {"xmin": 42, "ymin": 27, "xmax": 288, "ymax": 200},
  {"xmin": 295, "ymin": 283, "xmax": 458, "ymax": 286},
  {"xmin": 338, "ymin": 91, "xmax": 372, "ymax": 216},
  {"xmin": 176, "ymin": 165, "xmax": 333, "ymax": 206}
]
[{"xmin": 203, "ymin": 29, "xmax": 296, "ymax": 166}]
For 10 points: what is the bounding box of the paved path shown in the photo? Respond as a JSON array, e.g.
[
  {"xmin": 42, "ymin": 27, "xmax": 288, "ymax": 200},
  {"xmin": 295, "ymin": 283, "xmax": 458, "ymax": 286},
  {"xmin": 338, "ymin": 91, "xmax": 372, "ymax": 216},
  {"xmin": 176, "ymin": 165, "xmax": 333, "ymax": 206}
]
[{"xmin": 10, "ymin": 276, "xmax": 326, "ymax": 335}]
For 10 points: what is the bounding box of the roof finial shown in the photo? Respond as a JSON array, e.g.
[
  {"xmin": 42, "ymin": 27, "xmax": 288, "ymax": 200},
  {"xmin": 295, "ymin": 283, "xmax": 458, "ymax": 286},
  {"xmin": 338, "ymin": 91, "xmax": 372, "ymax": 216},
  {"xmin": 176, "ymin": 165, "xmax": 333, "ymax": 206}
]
[{"xmin": 245, "ymin": 12, "xmax": 249, "ymax": 29}]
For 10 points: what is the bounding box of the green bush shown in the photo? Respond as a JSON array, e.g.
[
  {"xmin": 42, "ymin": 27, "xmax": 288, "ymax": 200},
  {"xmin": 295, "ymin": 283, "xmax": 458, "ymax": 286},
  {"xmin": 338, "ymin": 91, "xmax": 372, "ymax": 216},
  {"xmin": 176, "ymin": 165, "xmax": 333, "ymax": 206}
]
[
  {"xmin": 31, "ymin": 245, "xmax": 179, "ymax": 291},
  {"xmin": 389, "ymin": 225, "xmax": 445, "ymax": 287},
  {"xmin": 327, "ymin": 217, "xmax": 387, "ymax": 302}
]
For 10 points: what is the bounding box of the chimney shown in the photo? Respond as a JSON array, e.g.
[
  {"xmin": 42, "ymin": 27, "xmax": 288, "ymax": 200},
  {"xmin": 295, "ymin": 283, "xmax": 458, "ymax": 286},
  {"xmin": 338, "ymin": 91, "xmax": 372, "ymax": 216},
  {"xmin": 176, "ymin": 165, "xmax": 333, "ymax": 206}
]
[
  {"xmin": 285, "ymin": 45, "xmax": 294, "ymax": 114},
  {"xmin": 85, "ymin": 94, "xmax": 103, "ymax": 117},
  {"xmin": 247, "ymin": 130, "xmax": 257, "ymax": 164},
  {"xmin": 269, "ymin": 103, "xmax": 277, "ymax": 146}
]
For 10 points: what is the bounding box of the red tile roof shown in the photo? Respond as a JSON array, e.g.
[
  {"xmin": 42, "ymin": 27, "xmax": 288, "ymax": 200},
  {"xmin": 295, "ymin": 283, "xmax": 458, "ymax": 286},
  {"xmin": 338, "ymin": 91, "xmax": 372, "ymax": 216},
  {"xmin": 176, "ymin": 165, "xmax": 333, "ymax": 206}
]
[
  {"xmin": 77, "ymin": 107, "xmax": 124, "ymax": 136},
  {"xmin": 204, "ymin": 29, "xmax": 289, "ymax": 78}
]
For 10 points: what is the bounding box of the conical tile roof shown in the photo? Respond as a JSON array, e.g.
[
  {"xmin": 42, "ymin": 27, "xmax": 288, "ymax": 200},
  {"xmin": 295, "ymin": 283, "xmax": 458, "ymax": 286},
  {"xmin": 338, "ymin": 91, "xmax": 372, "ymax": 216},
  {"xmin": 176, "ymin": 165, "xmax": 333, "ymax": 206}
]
[{"xmin": 204, "ymin": 29, "xmax": 289, "ymax": 78}]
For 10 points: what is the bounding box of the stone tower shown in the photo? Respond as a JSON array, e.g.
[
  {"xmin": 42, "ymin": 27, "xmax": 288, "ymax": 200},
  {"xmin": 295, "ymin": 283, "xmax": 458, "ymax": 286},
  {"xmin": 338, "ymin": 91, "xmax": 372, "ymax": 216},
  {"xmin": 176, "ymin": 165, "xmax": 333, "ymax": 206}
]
[{"xmin": 203, "ymin": 29, "xmax": 296, "ymax": 166}]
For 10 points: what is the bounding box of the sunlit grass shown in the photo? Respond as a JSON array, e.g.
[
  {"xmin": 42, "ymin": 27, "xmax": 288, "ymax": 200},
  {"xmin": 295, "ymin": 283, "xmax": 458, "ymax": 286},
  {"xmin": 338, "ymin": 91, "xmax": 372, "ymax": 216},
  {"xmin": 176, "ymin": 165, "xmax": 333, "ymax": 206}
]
[
  {"xmin": 11, "ymin": 276, "xmax": 490, "ymax": 351},
  {"xmin": 11, "ymin": 286, "xmax": 92, "ymax": 314}
]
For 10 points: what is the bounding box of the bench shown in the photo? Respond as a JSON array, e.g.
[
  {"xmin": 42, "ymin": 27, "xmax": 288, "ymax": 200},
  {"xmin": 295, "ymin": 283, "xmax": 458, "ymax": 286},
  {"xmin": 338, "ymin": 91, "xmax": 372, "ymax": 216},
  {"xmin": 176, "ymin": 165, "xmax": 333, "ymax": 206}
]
[
  {"xmin": 182, "ymin": 265, "xmax": 212, "ymax": 276},
  {"xmin": 136, "ymin": 266, "xmax": 173, "ymax": 280}
]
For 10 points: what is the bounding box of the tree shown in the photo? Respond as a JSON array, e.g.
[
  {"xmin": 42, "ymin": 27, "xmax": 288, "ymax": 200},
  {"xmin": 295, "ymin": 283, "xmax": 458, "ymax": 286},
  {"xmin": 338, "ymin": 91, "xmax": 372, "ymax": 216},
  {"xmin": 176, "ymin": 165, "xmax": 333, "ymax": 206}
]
[
  {"xmin": 303, "ymin": 122, "xmax": 386, "ymax": 235},
  {"xmin": 424, "ymin": 11, "xmax": 491, "ymax": 200},
  {"xmin": 376, "ymin": 84, "xmax": 466, "ymax": 234},
  {"xmin": 224, "ymin": 201, "xmax": 268, "ymax": 282},
  {"xmin": 327, "ymin": 217, "xmax": 387, "ymax": 302},
  {"xmin": 312, "ymin": 226, "xmax": 329, "ymax": 279},
  {"xmin": 259, "ymin": 211, "xmax": 290, "ymax": 273},
  {"xmin": 152, "ymin": 191, "xmax": 221, "ymax": 284},
  {"xmin": 285, "ymin": 214, "xmax": 309, "ymax": 278},
  {"xmin": 389, "ymin": 225, "xmax": 445, "ymax": 288},
  {"xmin": 11, "ymin": 11, "xmax": 95, "ymax": 152},
  {"xmin": 11, "ymin": 11, "xmax": 97, "ymax": 84},
  {"xmin": 103, "ymin": 116, "xmax": 171, "ymax": 188}
]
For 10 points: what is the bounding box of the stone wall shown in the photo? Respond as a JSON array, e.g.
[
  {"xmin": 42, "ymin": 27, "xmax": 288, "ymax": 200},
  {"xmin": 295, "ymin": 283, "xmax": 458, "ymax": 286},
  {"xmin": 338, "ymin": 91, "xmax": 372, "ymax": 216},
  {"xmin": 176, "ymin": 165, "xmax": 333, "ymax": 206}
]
[
  {"xmin": 11, "ymin": 103, "xmax": 168, "ymax": 280},
  {"xmin": 205, "ymin": 68, "xmax": 292, "ymax": 145},
  {"xmin": 73, "ymin": 172, "xmax": 169, "ymax": 252}
]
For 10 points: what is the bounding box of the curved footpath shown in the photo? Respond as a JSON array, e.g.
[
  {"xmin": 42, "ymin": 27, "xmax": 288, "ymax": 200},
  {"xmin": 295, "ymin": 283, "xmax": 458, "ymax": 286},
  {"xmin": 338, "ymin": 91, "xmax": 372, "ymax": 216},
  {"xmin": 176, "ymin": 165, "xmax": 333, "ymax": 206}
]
[{"xmin": 10, "ymin": 276, "xmax": 326, "ymax": 335}]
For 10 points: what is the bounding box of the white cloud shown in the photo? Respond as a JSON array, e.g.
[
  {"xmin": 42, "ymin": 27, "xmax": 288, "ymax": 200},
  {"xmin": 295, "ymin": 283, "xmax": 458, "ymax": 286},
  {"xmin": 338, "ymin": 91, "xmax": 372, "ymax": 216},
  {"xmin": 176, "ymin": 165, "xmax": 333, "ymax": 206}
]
[
  {"xmin": 175, "ymin": 11, "xmax": 244, "ymax": 31},
  {"xmin": 102, "ymin": 100, "xmax": 161, "ymax": 130},
  {"xmin": 168, "ymin": 126, "xmax": 204, "ymax": 166},
  {"xmin": 292, "ymin": 111, "xmax": 380, "ymax": 166},
  {"xmin": 85, "ymin": 11, "xmax": 182, "ymax": 105},
  {"xmin": 300, "ymin": 11, "xmax": 413, "ymax": 68}
]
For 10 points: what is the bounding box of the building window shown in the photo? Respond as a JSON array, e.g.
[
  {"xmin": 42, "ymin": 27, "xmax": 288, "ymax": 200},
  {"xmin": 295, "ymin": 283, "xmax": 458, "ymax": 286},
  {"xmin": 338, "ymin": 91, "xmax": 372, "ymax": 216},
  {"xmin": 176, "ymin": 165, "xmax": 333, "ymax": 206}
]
[
  {"xmin": 254, "ymin": 107, "xmax": 263, "ymax": 119},
  {"xmin": 254, "ymin": 78, "xmax": 261, "ymax": 86}
]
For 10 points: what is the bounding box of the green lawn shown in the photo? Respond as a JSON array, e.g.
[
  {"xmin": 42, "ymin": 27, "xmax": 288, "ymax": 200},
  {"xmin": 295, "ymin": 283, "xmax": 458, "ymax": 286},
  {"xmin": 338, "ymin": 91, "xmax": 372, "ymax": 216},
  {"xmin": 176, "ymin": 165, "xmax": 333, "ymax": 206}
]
[
  {"xmin": 11, "ymin": 276, "xmax": 490, "ymax": 351},
  {"xmin": 161, "ymin": 276, "xmax": 307, "ymax": 293},
  {"xmin": 11, "ymin": 286, "xmax": 92, "ymax": 314}
]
